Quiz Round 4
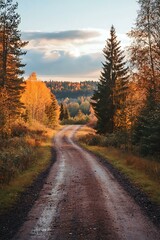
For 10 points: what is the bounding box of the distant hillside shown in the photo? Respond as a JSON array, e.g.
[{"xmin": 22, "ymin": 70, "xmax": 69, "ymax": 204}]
[{"xmin": 45, "ymin": 81, "xmax": 98, "ymax": 99}]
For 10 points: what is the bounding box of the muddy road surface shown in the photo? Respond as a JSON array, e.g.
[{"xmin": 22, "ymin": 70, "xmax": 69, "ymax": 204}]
[{"xmin": 13, "ymin": 125, "xmax": 159, "ymax": 240}]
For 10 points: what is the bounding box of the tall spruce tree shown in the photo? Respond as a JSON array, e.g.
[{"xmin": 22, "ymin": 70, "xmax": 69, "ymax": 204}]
[
  {"xmin": 91, "ymin": 26, "xmax": 128, "ymax": 134},
  {"xmin": 0, "ymin": 0, "xmax": 28, "ymax": 116}
]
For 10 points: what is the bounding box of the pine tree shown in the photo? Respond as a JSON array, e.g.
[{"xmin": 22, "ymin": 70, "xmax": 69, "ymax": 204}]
[
  {"xmin": 0, "ymin": 0, "xmax": 28, "ymax": 116},
  {"xmin": 45, "ymin": 93, "xmax": 59, "ymax": 128},
  {"xmin": 59, "ymin": 103, "xmax": 70, "ymax": 121},
  {"xmin": 91, "ymin": 26, "xmax": 128, "ymax": 134},
  {"xmin": 59, "ymin": 103, "xmax": 65, "ymax": 121}
]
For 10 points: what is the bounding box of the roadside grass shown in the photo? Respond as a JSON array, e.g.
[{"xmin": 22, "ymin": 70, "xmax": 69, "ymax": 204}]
[
  {"xmin": 77, "ymin": 126, "xmax": 160, "ymax": 205},
  {"xmin": 0, "ymin": 121, "xmax": 61, "ymax": 214}
]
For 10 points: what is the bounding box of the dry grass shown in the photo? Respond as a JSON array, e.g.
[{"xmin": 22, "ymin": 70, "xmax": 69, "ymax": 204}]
[
  {"xmin": 99, "ymin": 147, "xmax": 160, "ymax": 182},
  {"xmin": 0, "ymin": 120, "xmax": 61, "ymax": 214},
  {"xmin": 75, "ymin": 125, "xmax": 96, "ymax": 139},
  {"xmin": 77, "ymin": 126, "xmax": 160, "ymax": 204}
]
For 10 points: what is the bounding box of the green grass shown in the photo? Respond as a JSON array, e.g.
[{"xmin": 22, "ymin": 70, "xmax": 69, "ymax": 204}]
[
  {"xmin": 77, "ymin": 126, "xmax": 160, "ymax": 205},
  {"xmin": 0, "ymin": 123, "xmax": 61, "ymax": 214}
]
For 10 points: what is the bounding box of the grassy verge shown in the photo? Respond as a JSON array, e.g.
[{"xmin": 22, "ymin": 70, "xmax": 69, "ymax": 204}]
[
  {"xmin": 77, "ymin": 126, "xmax": 160, "ymax": 205},
  {"xmin": 0, "ymin": 121, "xmax": 61, "ymax": 214}
]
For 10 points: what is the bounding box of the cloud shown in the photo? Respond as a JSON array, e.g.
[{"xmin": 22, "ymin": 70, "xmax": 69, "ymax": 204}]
[
  {"xmin": 23, "ymin": 49, "xmax": 102, "ymax": 77},
  {"xmin": 22, "ymin": 29, "xmax": 104, "ymax": 52},
  {"xmin": 22, "ymin": 30, "xmax": 101, "ymax": 41},
  {"xmin": 22, "ymin": 29, "xmax": 130, "ymax": 81}
]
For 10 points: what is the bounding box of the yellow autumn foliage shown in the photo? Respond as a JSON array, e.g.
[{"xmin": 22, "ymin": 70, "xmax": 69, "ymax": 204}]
[{"xmin": 21, "ymin": 73, "xmax": 52, "ymax": 123}]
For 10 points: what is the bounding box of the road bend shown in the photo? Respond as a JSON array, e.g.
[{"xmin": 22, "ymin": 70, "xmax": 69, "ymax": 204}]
[{"xmin": 13, "ymin": 125, "xmax": 159, "ymax": 240}]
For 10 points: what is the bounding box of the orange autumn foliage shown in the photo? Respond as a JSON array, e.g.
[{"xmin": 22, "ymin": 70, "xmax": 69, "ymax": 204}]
[
  {"xmin": 126, "ymin": 79, "xmax": 146, "ymax": 129},
  {"xmin": 21, "ymin": 73, "xmax": 52, "ymax": 123}
]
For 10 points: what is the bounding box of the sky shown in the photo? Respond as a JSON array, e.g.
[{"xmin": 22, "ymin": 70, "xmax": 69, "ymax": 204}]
[{"xmin": 16, "ymin": 0, "xmax": 139, "ymax": 81}]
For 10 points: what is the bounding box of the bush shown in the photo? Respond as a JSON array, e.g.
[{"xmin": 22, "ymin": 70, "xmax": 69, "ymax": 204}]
[
  {"xmin": 0, "ymin": 120, "xmax": 49, "ymax": 185},
  {"xmin": 61, "ymin": 115, "xmax": 89, "ymax": 125},
  {"xmin": 11, "ymin": 122, "xmax": 29, "ymax": 137},
  {"xmin": 0, "ymin": 138, "xmax": 36, "ymax": 184},
  {"xmin": 79, "ymin": 130, "xmax": 130, "ymax": 151},
  {"xmin": 104, "ymin": 131, "xmax": 129, "ymax": 149},
  {"xmin": 79, "ymin": 133, "xmax": 103, "ymax": 146},
  {"xmin": 102, "ymin": 133, "xmax": 118, "ymax": 147}
]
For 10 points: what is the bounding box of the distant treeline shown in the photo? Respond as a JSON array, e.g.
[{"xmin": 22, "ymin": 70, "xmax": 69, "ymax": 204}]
[{"xmin": 45, "ymin": 81, "xmax": 98, "ymax": 99}]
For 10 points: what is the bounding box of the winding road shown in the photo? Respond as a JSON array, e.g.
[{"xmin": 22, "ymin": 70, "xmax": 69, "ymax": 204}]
[{"xmin": 13, "ymin": 125, "xmax": 159, "ymax": 240}]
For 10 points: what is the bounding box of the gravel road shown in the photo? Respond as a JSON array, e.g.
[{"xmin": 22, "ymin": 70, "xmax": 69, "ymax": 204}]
[{"xmin": 13, "ymin": 125, "xmax": 160, "ymax": 240}]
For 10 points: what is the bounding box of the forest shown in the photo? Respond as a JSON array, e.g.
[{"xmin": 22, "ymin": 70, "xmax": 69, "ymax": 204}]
[
  {"xmin": 45, "ymin": 80, "xmax": 97, "ymax": 99},
  {"xmin": 45, "ymin": 80, "xmax": 97, "ymax": 124},
  {"xmin": 0, "ymin": 0, "xmax": 160, "ymax": 219}
]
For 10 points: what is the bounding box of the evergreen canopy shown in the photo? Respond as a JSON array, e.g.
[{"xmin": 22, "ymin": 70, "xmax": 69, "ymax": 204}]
[
  {"xmin": 0, "ymin": 0, "xmax": 28, "ymax": 115},
  {"xmin": 91, "ymin": 26, "xmax": 128, "ymax": 134}
]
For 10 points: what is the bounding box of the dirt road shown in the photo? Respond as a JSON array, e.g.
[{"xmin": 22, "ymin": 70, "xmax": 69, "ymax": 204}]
[{"xmin": 13, "ymin": 125, "xmax": 159, "ymax": 240}]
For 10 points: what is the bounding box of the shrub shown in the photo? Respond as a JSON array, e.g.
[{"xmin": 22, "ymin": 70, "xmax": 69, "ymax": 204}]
[
  {"xmin": 79, "ymin": 130, "xmax": 131, "ymax": 150},
  {"xmin": 0, "ymin": 120, "xmax": 48, "ymax": 185},
  {"xmin": 0, "ymin": 138, "xmax": 36, "ymax": 184},
  {"xmin": 61, "ymin": 115, "xmax": 89, "ymax": 125},
  {"xmin": 79, "ymin": 133, "xmax": 102, "ymax": 146},
  {"xmin": 11, "ymin": 122, "xmax": 29, "ymax": 137}
]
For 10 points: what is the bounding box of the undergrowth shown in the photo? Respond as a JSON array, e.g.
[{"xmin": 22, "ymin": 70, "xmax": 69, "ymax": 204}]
[{"xmin": 0, "ymin": 120, "xmax": 59, "ymax": 214}]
